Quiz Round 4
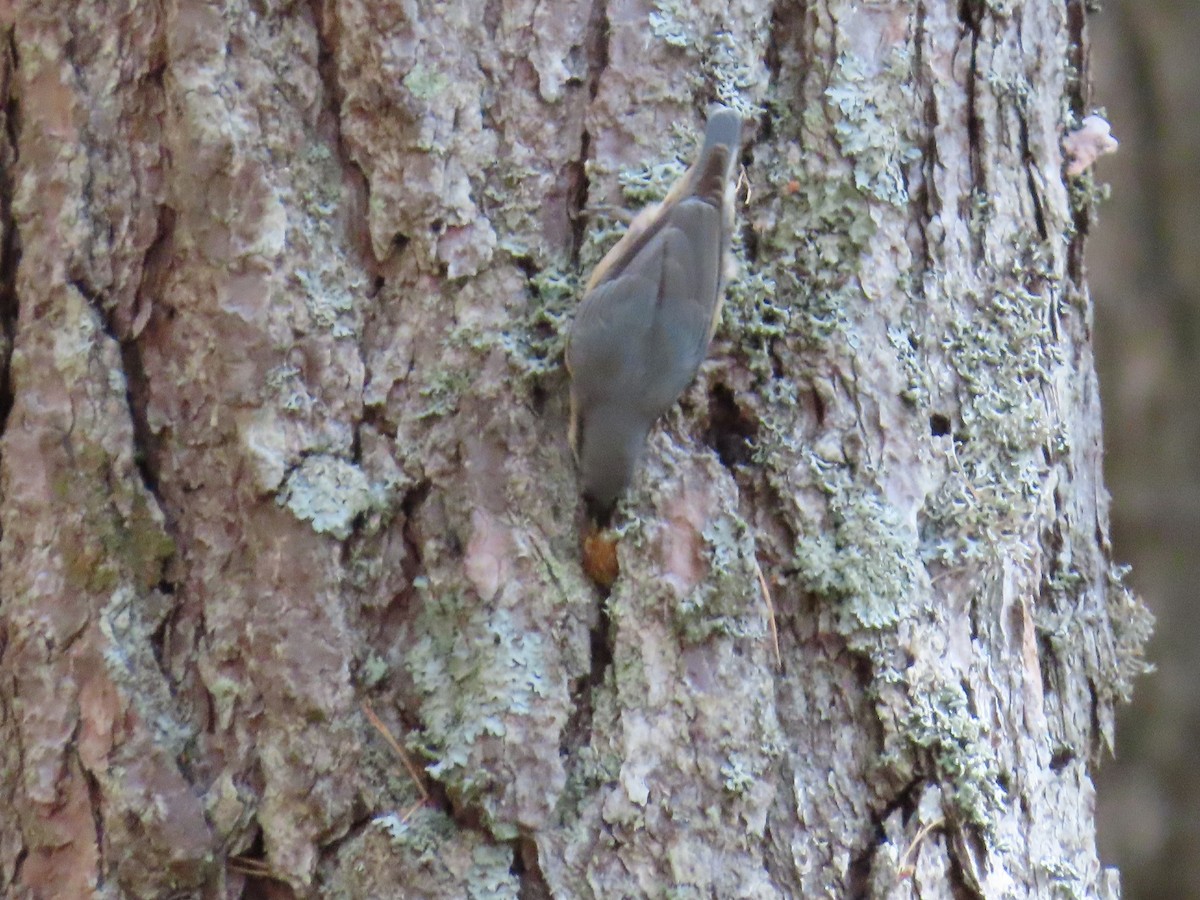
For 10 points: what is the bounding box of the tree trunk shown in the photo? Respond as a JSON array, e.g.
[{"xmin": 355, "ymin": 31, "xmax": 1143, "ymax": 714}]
[{"xmin": 0, "ymin": 1, "xmax": 1150, "ymax": 898}]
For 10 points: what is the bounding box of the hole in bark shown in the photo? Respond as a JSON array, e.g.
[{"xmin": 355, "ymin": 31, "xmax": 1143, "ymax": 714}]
[
  {"xmin": 878, "ymin": 777, "xmax": 923, "ymax": 826},
  {"xmin": 996, "ymin": 771, "xmax": 1011, "ymax": 795},
  {"xmin": 233, "ymin": 830, "xmax": 298, "ymax": 899},
  {"xmin": 705, "ymin": 383, "xmax": 758, "ymax": 468},
  {"xmin": 929, "ymin": 413, "xmax": 951, "ymax": 437},
  {"xmin": 810, "ymin": 384, "xmax": 827, "ymax": 427},
  {"xmin": 401, "ymin": 480, "xmax": 431, "ymax": 519},
  {"xmin": 743, "ymin": 220, "xmax": 760, "ymax": 263},
  {"xmin": 1049, "ymin": 747, "xmax": 1075, "ymax": 772},
  {"xmin": 529, "ymin": 383, "xmax": 548, "ymax": 416},
  {"xmin": 512, "ymin": 254, "xmax": 538, "ymax": 281},
  {"xmin": 849, "ymin": 652, "xmax": 874, "ymax": 692}
]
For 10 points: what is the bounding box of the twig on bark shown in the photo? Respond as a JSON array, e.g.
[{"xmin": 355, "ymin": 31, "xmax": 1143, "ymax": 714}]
[
  {"xmin": 897, "ymin": 817, "xmax": 946, "ymax": 879},
  {"xmin": 229, "ymin": 855, "xmax": 289, "ymax": 883},
  {"xmin": 361, "ymin": 699, "xmax": 430, "ymax": 805},
  {"xmin": 753, "ymin": 558, "xmax": 782, "ymax": 668}
]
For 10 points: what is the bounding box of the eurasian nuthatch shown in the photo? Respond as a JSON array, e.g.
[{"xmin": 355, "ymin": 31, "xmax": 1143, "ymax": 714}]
[{"xmin": 566, "ymin": 106, "xmax": 742, "ymax": 515}]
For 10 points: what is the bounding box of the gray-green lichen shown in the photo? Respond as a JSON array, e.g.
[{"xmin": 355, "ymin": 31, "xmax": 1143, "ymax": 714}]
[
  {"xmin": 1039, "ymin": 857, "xmax": 1090, "ymax": 900},
  {"xmin": 825, "ymin": 51, "xmax": 922, "ymax": 208},
  {"xmin": 295, "ymin": 264, "xmax": 362, "ymax": 340},
  {"xmin": 782, "ymin": 456, "xmax": 1010, "ymax": 832},
  {"xmin": 279, "ymin": 454, "xmax": 377, "ymax": 540},
  {"xmin": 905, "ymin": 680, "xmax": 1006, "ymax": 831},
  {"xmin": 406, "ymin": 581, "xmax": 553, "ymax": 805},
  {"xmin": 674, "ymin": 514, "xmax": 769, "ymax": 644},
  {"xmin": 500, "ymin": 261, "xmax": 579, "ymax": 381},
  {"xmin": 360, "ymin": 652, "xmax": 390, "ymax": 689},
  {"xmin": 719, "ymin": 245, "xmax": 787, "ymax": 385},
  {"xmin": 920, "ymin": 260, "xmax": 1064, "ymax": 565},
  {"xmin": 380, "ymin": 811, "xmax": 517, "ymax": 899},
  {"xmin": 402, "ymin": 64, "xmax": 452, "ymax": 101},
  {"xmin": 1037, "ymin": 559, "xmax": 1153, "ymax": 714},
  {"xmin": 415, "ymin": 366, "xmax": 472, "ymax": 421},
  {"xmin": 742, "ymin": 47, "xmax": 921, "ymax": 367},
  {"xmin": 792, "ymin": 459, "xmax": 923, "ymax": 631},
  {"xmin": 751, "ymin": 173, "xmax": 876, "ymax": 358},
  {"xmin": 1067, "ymin": 170, "xmax": 1112, "ymax": 217},
  {"xmin": 1102, "ymin": 563, "xmax": 1154, "ymax": 701},
  {"xmin": 324, "ymin": 807, "xmax": 519, "ymax": 898},
  {"xmin": 99, "ymin": 586, "xmax": 191, "ymax": 745},
  {"xmin": 617, "ymin": 157, "xmax": 689, "ymax": 206},
  {"xmin": 461, "ymin": 844, "xmax": 520, "ymax": 900},
  {"xmin": 648, "ymin": 0, "xmax": 697, "ymax": 49},
  {"xmin": 887, "ymin": 319, "xmax": 933, "ymax": 409},
  {"xmin": 291, "ymin": 146, "xmax": 364, "ymax": 340},
  {"xmin": 706, "ymin": 31, "xmax": 769, "ymax": 119},
  {"xmin": 647, "ymin": 1, "xmax": 767, "ymax": 118},
  {"xmin": 720, "ymin": 754, "xmax": 756, "ymax": 796}
]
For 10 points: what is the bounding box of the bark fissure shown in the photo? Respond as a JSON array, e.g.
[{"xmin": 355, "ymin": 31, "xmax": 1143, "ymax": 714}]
[
  {"xmin": 515, "ymin": 834, "xmax": 553, "ymax": 900},
  {"xmin": 312, "ymin": 0, "xmax": 379, "ymax": 280},
  {"xmin": 567, "ymin": 0, "xmax": 611, "ymax": 267},
  {"xmin": 946, "ymin": 833, "xmax": 987, "ymax": 900},
  {"xmin": 586, "ymin": 0, "xmax": 610, "ymax": 102},
  {"xmin": 80, "ymin": 762, "xmax": 105, "ymax": 888},
  {"xmin": 123, "ymin": 205, "xmax": 175, "ymax": 504},
  {"xmin": 0, "ymin": 29, "xmax": 20, "ymax": 437},
  {"xmin": 568, "ymin": 131, "xmax": 591, "ymax": 267},
  {"xmin": 1018, "ymin": 114, "xmax": 1048, "ymax": 241},
  {"xmin": 961, "ymin": 3, "xmax": 985, "ymax": 262},
  {"xmin": 913, "ymin": 0, "xmax": 937, "ymax": 274}
]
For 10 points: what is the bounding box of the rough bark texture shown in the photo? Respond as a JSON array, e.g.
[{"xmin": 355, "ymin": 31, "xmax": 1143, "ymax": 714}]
[{"xmin": 0, "ymin": 1, "xmax": 1149, "ymax": 898}]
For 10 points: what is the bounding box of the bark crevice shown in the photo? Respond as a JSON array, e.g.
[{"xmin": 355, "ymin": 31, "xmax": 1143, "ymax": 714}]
[{"xmin": 0, "ymin": 29, "xmax": 20, "ymax": 438}]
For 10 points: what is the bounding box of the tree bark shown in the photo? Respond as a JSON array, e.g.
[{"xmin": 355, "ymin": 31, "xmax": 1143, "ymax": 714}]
[{"xmin": 0, "ymin": 0, "xmax": 1150, "ymax": 898}]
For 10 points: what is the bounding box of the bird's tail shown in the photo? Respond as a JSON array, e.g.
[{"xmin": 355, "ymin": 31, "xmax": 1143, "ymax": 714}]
[
  {"xmin": 692, "ymin": 106, "xmax": 741, "ymax": 204},
  {"xmin": 701, "ymin": 106, "xmax": 742, "ymax": 158}
]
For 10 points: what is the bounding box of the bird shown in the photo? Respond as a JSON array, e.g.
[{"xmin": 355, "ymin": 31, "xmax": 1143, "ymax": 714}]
[{"xmin": 566, "ymin": 105, "xmax": 742, "ymax": 519}]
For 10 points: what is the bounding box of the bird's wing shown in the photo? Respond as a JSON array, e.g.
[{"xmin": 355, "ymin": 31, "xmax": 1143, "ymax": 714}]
[
  {"xmin": 567, "ymin": 195, "xmax": 722, "ymax": 425},
  {"xmin": 637, "ymin": 196, "xmax": 723, "ymax": 416},
  {"xmin": 566, "ymin": 227, "xmax": 668, "ymax": 407}
]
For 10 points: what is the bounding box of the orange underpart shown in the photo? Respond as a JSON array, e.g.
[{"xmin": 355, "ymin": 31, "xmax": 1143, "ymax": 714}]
[{"xmin": 582, "ymin": 527, "xmax": 620, "ymax": 589}]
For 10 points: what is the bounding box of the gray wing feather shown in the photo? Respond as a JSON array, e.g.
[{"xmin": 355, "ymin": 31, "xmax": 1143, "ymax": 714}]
[
  {"xmin": 641, "ymin": 198, "xmax": 722, "ymax": 413},
  {"xmin": 566, "ymin": 195, "xmax": 722, "ymax": 422}
]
